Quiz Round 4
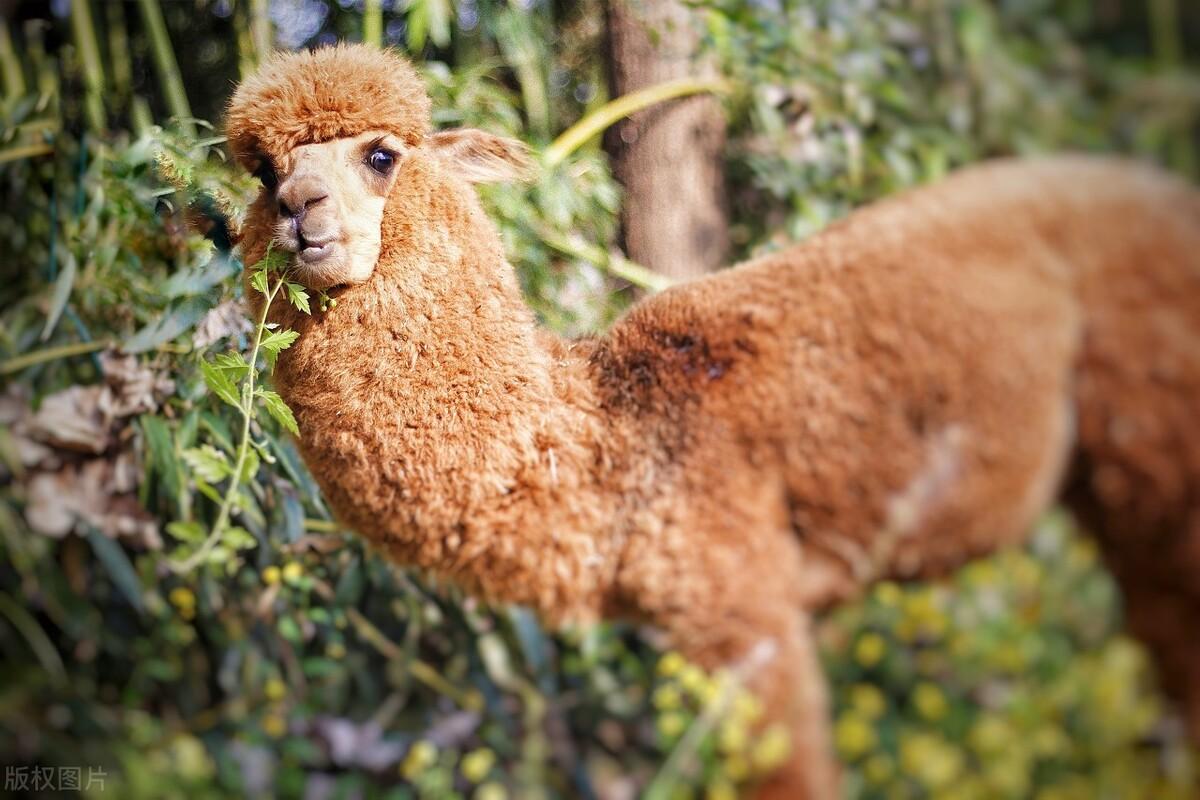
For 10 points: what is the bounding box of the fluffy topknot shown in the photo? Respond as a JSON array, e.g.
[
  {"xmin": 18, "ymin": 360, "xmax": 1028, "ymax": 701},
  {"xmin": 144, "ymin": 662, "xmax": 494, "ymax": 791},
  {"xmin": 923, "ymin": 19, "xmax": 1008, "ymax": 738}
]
[{"xmin": 225, "ymin": 44, "xmax": 431, "ymax": 168}]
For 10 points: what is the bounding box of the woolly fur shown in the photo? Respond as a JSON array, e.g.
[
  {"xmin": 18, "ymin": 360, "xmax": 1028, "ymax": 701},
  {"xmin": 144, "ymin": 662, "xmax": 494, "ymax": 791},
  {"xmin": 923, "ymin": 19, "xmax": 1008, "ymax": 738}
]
[{"xmin": 227, "ymin": 45, "xmax": 1200, "ymax": 799}]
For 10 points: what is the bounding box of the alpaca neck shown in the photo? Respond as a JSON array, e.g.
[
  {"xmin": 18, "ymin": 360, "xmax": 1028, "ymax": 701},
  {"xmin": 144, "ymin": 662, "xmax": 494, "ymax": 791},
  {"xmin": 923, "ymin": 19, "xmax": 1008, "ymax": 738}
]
[{"xmin": 269, "ymin": 170, "xmax": 615, "ymax": 621}]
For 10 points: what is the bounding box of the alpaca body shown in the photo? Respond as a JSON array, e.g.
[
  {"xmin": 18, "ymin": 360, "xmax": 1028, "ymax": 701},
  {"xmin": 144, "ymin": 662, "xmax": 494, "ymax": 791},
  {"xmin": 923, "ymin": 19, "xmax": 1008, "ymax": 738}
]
[
  {"xmin": 249, "ymin": 155, "xmax": 1200, "ymax": 797},
  {"xmin": 227, "ymin": 47, "xmax": 1200, "ymax": 799}
]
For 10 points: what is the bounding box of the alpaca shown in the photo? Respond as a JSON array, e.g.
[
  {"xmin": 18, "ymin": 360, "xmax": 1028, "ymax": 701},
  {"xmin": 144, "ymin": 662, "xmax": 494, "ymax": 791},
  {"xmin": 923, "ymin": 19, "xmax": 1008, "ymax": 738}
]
[{"xmin": 225, "ymin": 45, "xmax": 1200, "ymax": 798}]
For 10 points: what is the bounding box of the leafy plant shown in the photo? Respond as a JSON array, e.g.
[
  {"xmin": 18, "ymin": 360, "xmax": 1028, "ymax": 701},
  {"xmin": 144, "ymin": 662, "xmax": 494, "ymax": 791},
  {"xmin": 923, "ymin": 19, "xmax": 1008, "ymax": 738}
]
[{"xmin": 168, "ymin": 248, "xmax": 306, "ymax": 573}]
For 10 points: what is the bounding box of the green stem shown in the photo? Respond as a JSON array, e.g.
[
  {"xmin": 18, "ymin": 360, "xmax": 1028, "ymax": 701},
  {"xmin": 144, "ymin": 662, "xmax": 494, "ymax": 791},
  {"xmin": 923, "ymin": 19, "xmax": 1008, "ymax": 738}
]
[
  {"xmin": 168, "ymin": 276, "xmax": 284, "ymax": 573},
  {"xmin": 362, "ymin": 0, "xmax": 383, "ymax": 47},
  {"xmin": 543, "ymin": 76, "xmax": 729, "ymax": 167},
  {"xmin": 69, "ymin": 0, "xmax": 106, "ymax": 134},
  {"xmin": 345, "ymin": 608, "xmax": 484, "ymax": 710},
  {"xmin": 537, "ymin": 227, "xmax": 672, "ymax": 293},
  {"xmin": 0, "ymin": 339, "xmax": 106, "ymax": 374},
  {"xmin": 0, "ymin": 18, "xmax": 26, "ymax": 101},
  {"xmin": 303, "ymin": 518, "xmax": 340, "ymax": 533},
  {"xmin": 136, "ymin": 0, "xmax": 195, "ymax": 136}
]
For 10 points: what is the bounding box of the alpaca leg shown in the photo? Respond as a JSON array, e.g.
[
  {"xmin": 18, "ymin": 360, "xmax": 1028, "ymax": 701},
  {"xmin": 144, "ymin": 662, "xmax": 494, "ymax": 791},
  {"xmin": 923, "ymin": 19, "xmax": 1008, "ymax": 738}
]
[
  {"xmin": 1067, "ymin": 252, "xmax": 1200, "ymax": 740},
  {"xmin": 1098, "ymin": 536, "xmax": 1200, "ymax": 740},
  {"xmin": 744, "ymin": 614, "xmax": 839, "ymax": 800},
  {"xmin": 664, "ymin": 601, "xmax": 838, "ymax": 800}
]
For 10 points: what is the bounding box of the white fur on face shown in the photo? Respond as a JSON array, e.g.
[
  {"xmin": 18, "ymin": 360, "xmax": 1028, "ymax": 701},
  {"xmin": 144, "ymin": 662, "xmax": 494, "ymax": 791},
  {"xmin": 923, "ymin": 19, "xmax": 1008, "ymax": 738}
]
[{"xmin": 269, "ymin": 130, "xmax": 402, "ymax": 290}]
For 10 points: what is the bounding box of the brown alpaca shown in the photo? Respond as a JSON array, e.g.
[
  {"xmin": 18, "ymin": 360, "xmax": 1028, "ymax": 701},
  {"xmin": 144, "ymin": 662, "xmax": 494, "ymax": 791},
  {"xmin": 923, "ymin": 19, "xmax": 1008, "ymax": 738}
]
[{"xmin": 226, "ymin": 45, "xmax": 1200, "ymax": 798}]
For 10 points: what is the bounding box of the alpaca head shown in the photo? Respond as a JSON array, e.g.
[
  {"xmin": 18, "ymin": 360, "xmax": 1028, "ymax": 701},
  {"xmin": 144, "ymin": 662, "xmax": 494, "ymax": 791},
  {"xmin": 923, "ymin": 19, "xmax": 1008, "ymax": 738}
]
[{"xmin": 226, "ymin": 44, "xmax": 530, "ymax": 290}]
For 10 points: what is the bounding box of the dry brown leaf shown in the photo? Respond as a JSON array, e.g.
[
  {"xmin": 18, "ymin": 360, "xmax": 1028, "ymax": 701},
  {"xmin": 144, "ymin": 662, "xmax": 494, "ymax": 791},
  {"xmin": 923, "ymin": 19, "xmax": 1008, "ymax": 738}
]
[{"xmin": 193, "ymin": 300, "xmax": 252, "ymax": 351}]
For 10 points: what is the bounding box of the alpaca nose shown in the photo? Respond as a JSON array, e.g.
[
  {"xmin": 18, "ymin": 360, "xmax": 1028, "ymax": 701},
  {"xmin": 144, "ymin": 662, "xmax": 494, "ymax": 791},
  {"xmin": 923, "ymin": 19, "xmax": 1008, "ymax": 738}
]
[{"xmin": 276, "ymin": 175, "xmax": 329, "ymax": 222}]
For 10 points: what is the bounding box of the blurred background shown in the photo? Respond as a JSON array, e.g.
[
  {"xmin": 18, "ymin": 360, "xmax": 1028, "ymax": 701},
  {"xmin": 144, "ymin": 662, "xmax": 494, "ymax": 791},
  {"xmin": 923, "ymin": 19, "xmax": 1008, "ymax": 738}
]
[{"xmin": 1, "ymin": 1, "xmax": 1199, "ymax": 798}]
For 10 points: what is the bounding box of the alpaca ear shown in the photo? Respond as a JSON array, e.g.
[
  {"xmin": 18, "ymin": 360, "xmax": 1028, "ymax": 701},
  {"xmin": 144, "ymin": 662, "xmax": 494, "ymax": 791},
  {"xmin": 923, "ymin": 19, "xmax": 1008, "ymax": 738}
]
[{"xmin": 427, "ymin": 128, "xmax": 534, "ymax": 184}]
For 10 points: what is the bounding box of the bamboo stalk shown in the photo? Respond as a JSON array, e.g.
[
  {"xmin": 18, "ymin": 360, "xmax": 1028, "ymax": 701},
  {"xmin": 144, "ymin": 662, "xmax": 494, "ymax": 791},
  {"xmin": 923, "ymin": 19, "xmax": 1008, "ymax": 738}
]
[
  {"xmin": 0, "ymin": 339, "xmax": 108, "ymax": 375},
  {"xmin": 69, "ymin": 0, "xmax": 106, "ymax": 134},
  {"xmin": 536, "ymin": 227, "xmax": 671, "ymax": 293},
  {"xmin": 131, "ymin": 95, "xmax": 153, "ymax": 136},
  {"xmin": 25, "ymin": 20, "xmax": 58, "ymax": 107},
  {"xmin": 543, "ymin": 76, "xmax": 730, "ymax": 167},
  {"xmin": 0, "ymin": 18, "xmax": 26, "ymax": 101},
  {"xmin": 250, "ymin": 0, "xmax": 272, "ymax": 62},
  {"xmin": 0, "ymin": 141, "xmax": 55, "ymax": 164},
  {"xmin": 1148, "ymin": 0, "xmax": 1195, "ymax": 176},
  {"xmin": 363, "ymin": 0, "xmax": 383, "ymax": 47},
  {"xmin": 495, "ymin": 10, "xmax": 550, "ymax": 140},
  {"xmin": 105, "ymin": 0, "xmax": 132, "ymax": 119},
  {"xmin": 136, "ymin": 0, "xmax": 195, "ymax": 136}
]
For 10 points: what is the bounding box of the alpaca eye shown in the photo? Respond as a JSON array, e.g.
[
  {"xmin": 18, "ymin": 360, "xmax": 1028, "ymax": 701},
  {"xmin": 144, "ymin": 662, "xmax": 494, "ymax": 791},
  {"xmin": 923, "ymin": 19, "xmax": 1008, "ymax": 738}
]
[
  {"xmin": 367, "ymin": 148, "xmax": 395, "ymax": 175},
  {"xmin": 253, "ymin": 159, "xmax": 277, "ymax": 191}
]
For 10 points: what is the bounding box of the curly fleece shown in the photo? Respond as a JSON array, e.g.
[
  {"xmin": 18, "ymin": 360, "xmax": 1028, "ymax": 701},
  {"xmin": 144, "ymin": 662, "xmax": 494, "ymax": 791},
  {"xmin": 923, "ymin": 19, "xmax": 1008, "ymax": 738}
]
[
  {"xmin": 227, "ymin": 45, "xmax": 1200, "ymax": 800},
  {"xmin": 225, "ymin": 44, "xmax": 430, "ymax": 168}
]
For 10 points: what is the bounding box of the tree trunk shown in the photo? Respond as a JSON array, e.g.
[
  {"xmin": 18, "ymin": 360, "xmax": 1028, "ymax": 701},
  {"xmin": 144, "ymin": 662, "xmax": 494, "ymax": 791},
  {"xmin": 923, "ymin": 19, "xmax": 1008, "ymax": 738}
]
[{"xmin": 605, "ymin": 0, "xmax": 729, "ymax": 281}]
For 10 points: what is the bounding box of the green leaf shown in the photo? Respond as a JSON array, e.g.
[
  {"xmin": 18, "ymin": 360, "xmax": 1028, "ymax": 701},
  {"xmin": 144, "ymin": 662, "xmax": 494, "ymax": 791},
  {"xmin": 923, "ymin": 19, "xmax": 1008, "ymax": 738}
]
[
  {"xmin": 86, "ymin": 528, "xmax": 145, "ymax": 614},
  {"xmin": 41, "ymin": 250, "xmax": 76, "ymax": 341},
  {"xmin": 140, "ymin": 415, "xmax": 183, "ymax": 510},
  {"xmin": 163, "ymin": 252, "xmax": 239, "ymax": 298},
  {"xmin": 199, "ymin": 358, "xmax": 241, "ymax": 409},
  {"xmin": 125, "ymin": 296, "xmax": 210, "ymax": 353},
  {"xmin": 222, "ymin": 526, "xmax": 256, "ymax": 550},
  {"xmin": 260, "ymin": 329, "xmax": 300, "ymax": 369},
  {"xmin": 239, "ymin": 446, "xmax": 260, "ymax": 483},
  {"xmin": 257, "ymin": 389, "xmax": 299, "ymax": 435},
  {"xmin": 278, "ymin": 616, "xmax": 302, "ymax": 643},
  {"xmin": 166, "ymin": 520, "xmax": 206, "ymax": 543},
  {"xmin": 182, "ymin": 445, "xmax": 231, "ymax": 483},
  {"xmin": 250, "ymin": 269, "xmax": 269, "ymax": 296},
  {"xmin": 212, "ymin": 351, "xmax": 250, "ymax": 382},
  {"xmin": 286, "ymin": 282, "xmax": 310, "ymax": 314}
]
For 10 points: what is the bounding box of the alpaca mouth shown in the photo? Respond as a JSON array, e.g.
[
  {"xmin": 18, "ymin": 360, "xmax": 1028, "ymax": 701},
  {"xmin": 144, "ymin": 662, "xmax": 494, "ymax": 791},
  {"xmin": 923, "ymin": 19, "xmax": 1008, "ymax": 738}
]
[{"xmin": 299, "ymin": 242, "xmax": 333, "ymax": 263}]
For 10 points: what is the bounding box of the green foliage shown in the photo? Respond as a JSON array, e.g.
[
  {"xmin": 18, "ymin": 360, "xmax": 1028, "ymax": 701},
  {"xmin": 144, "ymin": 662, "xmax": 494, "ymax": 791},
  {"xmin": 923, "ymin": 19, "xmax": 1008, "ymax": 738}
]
[{"xmin": 699, "ymin": 0, "xmax": 1200, "ymax": 251}]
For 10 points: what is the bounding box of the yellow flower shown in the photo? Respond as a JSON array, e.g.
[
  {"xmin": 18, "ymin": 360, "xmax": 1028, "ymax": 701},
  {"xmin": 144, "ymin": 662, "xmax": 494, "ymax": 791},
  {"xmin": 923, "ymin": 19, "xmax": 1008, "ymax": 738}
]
[
  {"xmin": 705, "ymin": 779, "xmax": 737, "ymax": 800},
  {"xmin": 261, "ymin": 712, "xmax": 287, "ymax": 738},
  {"xmin": 400, "ymin": 740, "xmax": 438, "ymax": 780},
  {"xmin": 460, "ymin": 747, "xmax": 496, "ymax": 783},
  {"xmin": 657, "ymin": 711, "xmax": 688, "ymax": 740},
  {"xmin": 474, "ymin": 782, "xmax": 507, "ymax": 800},
  {"xmin": 912, "ymin": 682, "xmax": 947, "ymax": 721},
  {"xmin": 855, "ymin": 633, "xmax": 886, "ymax": 667},
  {"xmin": 718, "ymin": 718, "xmax": 749, "ymax": 754},
  {"xmin": 326, "ymin": 642, "xmax": 346, "ymax": 659},
  {"xmin": 679, "ymin": 664, "xmax": 710, "ymax": 697},
  {"xmin": 653, "ymin": 684, "xmax": 682, "ymax": 711},
  {"xmin": 657, "ymin": 651, "xmax": 686, "ymax": 678},
  {"xmin": 262, "ymin": 566, "xmax": 281, "ymax": 585},
  {"xmin": 169, "ymin": 586, "xmax": 195, "ymax": 609},
  {"xmin": 900, "ymin": 733, "xmax": 962, "ymax": 790},
  {"xmin": 967, "ymin": 716, "xmax": 1013, "ymax": 756},
  {"xmin": 731, "ymin": 690, "xmax": 763, "ymax": 724},
  {"xmin": 750, "ymin": 723, "xmax": 791, "ymax": 772},
  {"xmin": 281, "ymin": 561, "xmax": 304, "ymax": 583},
  {"xmin": 264, "ymin": 677, "xmax": 286, "ymax": 701},
  {"xmin": 849, "ymin": 683, "xmax": 887, "ymax": 719},
  {"xmin": 834, "ymin": 712, "xmax": 877, "ymax": 759},
  {"xmin": 874, "ymin": 581, "xmax": 902, "ymax": 607},
  {"xmin": 722, "ymin": 753, "xmax": 750, "ymax": 781}
]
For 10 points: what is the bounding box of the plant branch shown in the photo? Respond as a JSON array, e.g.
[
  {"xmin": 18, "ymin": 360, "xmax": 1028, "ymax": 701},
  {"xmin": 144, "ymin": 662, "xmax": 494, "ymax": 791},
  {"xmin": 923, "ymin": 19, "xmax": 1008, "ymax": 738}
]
[
  {"xmin": 168, "ymin": 275, "xmax": 284, "ymax": 573},
  {"xmin": 543, "ymin": 76, "xmax": 730, "ymax": 168}
]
